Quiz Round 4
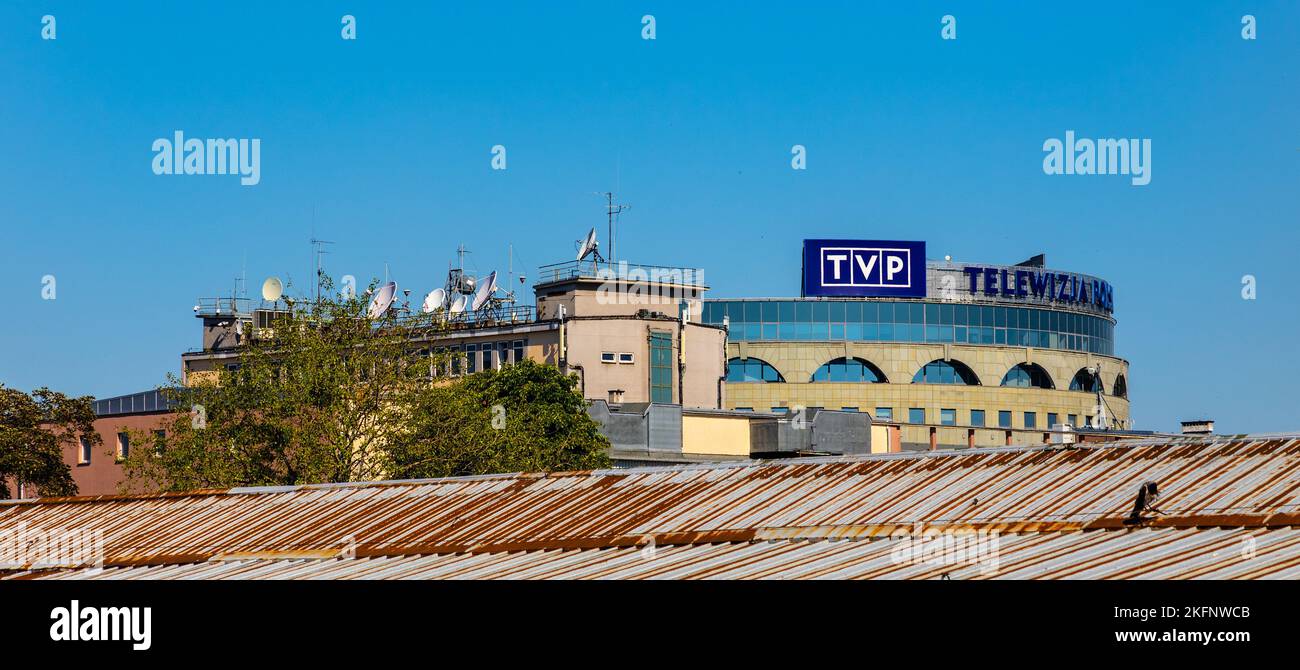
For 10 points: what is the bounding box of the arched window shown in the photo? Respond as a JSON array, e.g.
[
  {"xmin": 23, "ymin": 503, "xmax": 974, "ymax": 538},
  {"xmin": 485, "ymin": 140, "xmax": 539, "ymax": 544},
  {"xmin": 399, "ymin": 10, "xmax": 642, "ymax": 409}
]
[
  {"xmin": 726, "ymin": 357, "xmax": 785, "ymax": 383},
  {"xmin": 1000, "ymin": 363, "xmax": 1055, "ymax": 389},
  {"xmin": 1113, "ymin": 374, "xmax": 1127, "ymax": 399},
  {"xmin": 912, "ymin": 359, "xmax": 980, "ymax": 385},
  {"xmin": 811, "ymin": 357, "xmax": 887, "ymax": 383},
  {"xmin": 1069, "ymin": 368, "xmax": 1104, "ymax": 393}
]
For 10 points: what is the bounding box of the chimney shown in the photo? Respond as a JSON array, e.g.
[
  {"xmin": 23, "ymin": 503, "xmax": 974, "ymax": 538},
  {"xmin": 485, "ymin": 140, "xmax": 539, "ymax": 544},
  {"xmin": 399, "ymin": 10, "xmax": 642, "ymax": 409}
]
[{"xmin": 1180, "ymin": 419, "xmax": 1214, "ymax": 435}]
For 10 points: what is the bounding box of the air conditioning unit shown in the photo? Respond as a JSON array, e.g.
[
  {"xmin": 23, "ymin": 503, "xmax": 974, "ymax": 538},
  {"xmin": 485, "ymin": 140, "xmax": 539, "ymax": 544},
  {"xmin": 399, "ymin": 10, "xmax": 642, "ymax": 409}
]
[{"xmin": 1050, "ymin": 424, "xmax": 1076, "ymax": 445}]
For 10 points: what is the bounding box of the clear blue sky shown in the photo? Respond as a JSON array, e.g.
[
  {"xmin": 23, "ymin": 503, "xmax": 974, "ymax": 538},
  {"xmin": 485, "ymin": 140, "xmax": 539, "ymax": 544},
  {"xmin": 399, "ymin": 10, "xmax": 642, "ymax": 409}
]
[{"xmin": 2, "ymin": 2, "xmax": 1296, "ymax": 434}]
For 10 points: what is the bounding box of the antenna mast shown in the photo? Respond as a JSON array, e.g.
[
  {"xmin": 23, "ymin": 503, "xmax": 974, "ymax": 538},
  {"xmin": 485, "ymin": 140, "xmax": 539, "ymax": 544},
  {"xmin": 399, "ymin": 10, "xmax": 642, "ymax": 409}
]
[
  {"xmin": 603, "ymin": 192, "xmax": 629, "ymax": 267},
  {"xmin": 310, "ymin": 237, "xmax": 334, "ymax": 304}
]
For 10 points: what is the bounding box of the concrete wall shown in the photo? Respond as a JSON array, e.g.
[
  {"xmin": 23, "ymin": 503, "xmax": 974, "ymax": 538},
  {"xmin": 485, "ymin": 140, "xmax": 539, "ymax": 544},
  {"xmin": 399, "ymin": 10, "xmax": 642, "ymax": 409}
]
[
  {"xmin": 749, "ymin": 409, "xmax": 872, "ymax": 456},
  {"xmin": 536, "ymin": 282, "xmax": 703, "ymax": 321},
  {"xmin": 682, "ymin": 414, "xmax": 751, "ymax": 456},
  {"xmin": 566, "ymin": 318, "xmax": 725, "ymax": 409}
]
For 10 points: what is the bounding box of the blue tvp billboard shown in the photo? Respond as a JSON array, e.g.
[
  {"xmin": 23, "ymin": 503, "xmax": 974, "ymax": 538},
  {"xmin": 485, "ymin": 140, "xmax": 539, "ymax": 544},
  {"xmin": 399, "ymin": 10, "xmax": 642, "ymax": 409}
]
[{"xmin": 802, "ymin": 239, "xmax": 927, "ymax": 298}]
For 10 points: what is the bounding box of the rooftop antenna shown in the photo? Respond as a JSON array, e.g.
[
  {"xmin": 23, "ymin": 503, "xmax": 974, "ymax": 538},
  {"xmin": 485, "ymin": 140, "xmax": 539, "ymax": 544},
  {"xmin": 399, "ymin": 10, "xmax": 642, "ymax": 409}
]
[
  {"xmin": 599, "ymin": 192, "xmax": 629, "ymax": 267},
  {"xmin": 507, "ymin": 243, "xmax": 515, "ymax": 306},
  {"xmin": 1091, "ymin": 364, "xmax": 1118, "ymax": 430},
  {"xmin": 310, "ymin": 237, "xmax": 334, "ymax": 305},
  {"xmin": 447, "ymin": 243, "xmax": 476, "ymax": 296}
]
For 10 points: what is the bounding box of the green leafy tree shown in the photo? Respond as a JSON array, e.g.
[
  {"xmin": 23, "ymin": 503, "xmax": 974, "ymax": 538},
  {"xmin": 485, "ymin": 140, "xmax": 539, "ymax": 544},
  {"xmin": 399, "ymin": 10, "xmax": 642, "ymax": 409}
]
[
  {"xmin": 387, "ymin": 359, "xmax": 611, "ymax": 479},
  {"xmin": 123, "ymin": 280, "xmax": 610, "ymax": 492},
  {"xmin": 123, "ymin": 279, "xmax": 440, "ymax": 492},
  {"xmin": 0, "ymin": 385, "xmax": 97, "ymax": 498}
]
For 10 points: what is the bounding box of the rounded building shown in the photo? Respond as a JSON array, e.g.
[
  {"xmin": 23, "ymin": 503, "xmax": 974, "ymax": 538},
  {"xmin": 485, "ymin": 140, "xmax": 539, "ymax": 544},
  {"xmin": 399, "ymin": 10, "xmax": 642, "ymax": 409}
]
[{"xmin": 702, "ymin": 243, "xmax": 1129, "ymax": 451}]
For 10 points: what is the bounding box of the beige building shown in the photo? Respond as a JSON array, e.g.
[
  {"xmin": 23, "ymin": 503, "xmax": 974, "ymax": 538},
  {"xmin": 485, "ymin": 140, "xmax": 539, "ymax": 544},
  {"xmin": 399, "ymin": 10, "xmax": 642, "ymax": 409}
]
[{"xmin": 181, "ymin": 260, "xmax": 728, "ymax": 410}]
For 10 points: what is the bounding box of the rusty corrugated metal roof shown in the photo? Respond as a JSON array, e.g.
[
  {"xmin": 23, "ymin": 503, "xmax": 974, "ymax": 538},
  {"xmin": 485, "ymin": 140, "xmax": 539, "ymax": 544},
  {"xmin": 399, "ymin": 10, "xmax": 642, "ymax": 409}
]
[{"xmin": 3, "ymin": 434, "xmax": 1298, "ymax": 579}]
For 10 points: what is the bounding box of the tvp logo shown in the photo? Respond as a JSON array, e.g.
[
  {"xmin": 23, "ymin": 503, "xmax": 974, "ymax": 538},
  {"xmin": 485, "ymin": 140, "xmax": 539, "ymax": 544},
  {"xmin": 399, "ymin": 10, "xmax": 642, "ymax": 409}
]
[{"xmin": 802, "ymin": 239, "xmax": 927, "ymax": 298}]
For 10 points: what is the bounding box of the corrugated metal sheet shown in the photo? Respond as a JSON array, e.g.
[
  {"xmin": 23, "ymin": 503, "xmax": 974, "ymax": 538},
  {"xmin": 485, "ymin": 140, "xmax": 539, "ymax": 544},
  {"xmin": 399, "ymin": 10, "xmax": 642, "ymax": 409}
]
[{"xmin": 2, "ymin": 434, "xmax": 1298, "ymax": 579}]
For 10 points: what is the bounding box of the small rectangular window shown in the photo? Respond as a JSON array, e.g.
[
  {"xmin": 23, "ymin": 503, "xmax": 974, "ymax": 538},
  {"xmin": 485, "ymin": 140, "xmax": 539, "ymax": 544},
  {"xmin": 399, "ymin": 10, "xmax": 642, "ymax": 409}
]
[
  {"xmin": 78, "ymin": 436, "xmax": 92, "ymax": 465},
  {"xmin": 618, "ymin": 352, "xmax": 634, "ymax": 364},
  {"xmin": 908, "ymin": 408, "xmax": 925, "ymax": 424},
  {"xmin": 940, "ymin": 408, "xmax": 956, "ymax": 426},
  {"xmin": 497, "ymin": 342, "xmax": 508, "ymax": 368},
  {"xmin": 482, "ymin": 347, "xmax": 493, "ymax": 371},
  {"xmin": 116, "ymin": 432, "xmax": 130, "ymax": 461},
  {"xmin": 512, "ymin": 340, "xmax": 525, "ymax": 364},
  {"xmin": 840, "ymin": 407, "xmax": 858, "ymax": 412},
  {"xmin": 771, "ymin": 406, "xmax": 789, "ymax": 414},
  {"xmin": 1047, "ymin": 412, "xmax": 1059, "ymax": 428},
  {"xmin": 1024, "ymin": 412, "xmax": 1037, "ymax": 429},
  {"xmin": 465, "ymin": 344, "xmax": 477, "ymax": 373},
  {"xmin": 601, "ymin": 352, "xmax": 616, "ymax": 363},
  {"xmin": 998, "ymin": 411, "xmax": 1012, "ymax": 428},
  {"xmin": 735, "ymin": 407, "xmax": 753, "ymax": 412},
  {"xmin": 1068, "ymin": 413, "xmax": 1078, "ymax": 427},
  {"xmin": 970, "ymin": 410, "xmax": 986, "ymax": 427},
  {"xmin": 875, "ymin": 407, "xmax": 893, "ymax": 421}
]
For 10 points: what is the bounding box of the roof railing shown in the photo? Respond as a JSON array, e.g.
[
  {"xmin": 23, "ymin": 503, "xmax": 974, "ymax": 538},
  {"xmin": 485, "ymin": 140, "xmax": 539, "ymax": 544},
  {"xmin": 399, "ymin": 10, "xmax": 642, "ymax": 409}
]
[{"xmin": 536, "ymin": 260, "xmax": 708, "ymax": 287}]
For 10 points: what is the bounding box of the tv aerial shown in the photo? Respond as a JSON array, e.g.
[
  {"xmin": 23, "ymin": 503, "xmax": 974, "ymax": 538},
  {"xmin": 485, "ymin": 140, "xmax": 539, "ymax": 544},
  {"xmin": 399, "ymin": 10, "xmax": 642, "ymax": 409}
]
[{"xmin": 367, "ymin": 281, "xmax": 397, "ymax": 319}]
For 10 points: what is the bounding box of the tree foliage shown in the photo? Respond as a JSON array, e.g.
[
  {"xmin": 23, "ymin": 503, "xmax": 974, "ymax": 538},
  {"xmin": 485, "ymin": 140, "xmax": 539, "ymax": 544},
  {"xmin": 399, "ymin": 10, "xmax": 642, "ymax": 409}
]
[
  {"xmin": 122, "ymin": 279, "xmax": 609, "ymax": 493},
  {"xmin": 386, "ymin": 359, "xmax": 611, "ymax": 479},
  {"xmin": 0, "ymin": 385, "xmax": 96, "ymax": 498}
]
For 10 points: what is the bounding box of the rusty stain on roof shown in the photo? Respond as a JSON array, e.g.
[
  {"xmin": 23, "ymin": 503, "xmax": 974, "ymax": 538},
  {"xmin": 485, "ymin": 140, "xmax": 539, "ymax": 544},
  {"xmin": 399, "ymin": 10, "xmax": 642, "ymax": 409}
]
[{"xmin": 2, "ymin": 434, "xmax": 1298, "ymax": 579}]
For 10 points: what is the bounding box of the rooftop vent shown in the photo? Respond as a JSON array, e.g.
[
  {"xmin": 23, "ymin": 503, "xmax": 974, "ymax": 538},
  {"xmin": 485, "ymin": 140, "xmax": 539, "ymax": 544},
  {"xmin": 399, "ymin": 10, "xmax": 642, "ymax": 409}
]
[{"xmin": 1180, "ymin": 419, "xmax": 1214, "ymax": 435}]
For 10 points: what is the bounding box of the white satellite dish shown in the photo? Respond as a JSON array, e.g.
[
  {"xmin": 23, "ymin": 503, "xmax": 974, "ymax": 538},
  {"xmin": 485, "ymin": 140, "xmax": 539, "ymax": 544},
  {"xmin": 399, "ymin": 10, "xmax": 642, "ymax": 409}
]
[
  {"xmin": 261, "ymin": 277, "xmax": 283, "ymax": 302},
  {"xmin": 421, "ymin": 288, "xmax": 447, "ymax": 314},
  {"xmin": 471, "ymin": 271, "xmax": 498, "ymax": 311},
  {"xmin": 449, "ymin": 294, "xmax": 467, "ymax": 314},
  {"xmin": 576, "ymin": 228, "xmax": 599, "ymax": 261},
  {"xmin": 368, "ymin": 281, "xmax": 397, "ymax": 319}
]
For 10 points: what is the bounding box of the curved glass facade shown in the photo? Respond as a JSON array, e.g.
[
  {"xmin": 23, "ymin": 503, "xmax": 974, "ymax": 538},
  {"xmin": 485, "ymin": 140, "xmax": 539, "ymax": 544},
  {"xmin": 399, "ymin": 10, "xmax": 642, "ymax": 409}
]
[
  {"xmin": 725, "ymin": 357, "xmax": 785, "ymax": 383},
  {"xmin": 1001, "ymin": 363, "xmax": 1055, "ymax": 389},
  {"xmin": 811, "ymin": 357, "xmax": 886, "ymax": 383},
  {"xmin": 702, "ymin": 299, "xmax": 1115, "ymax": 356},
  {"xmin": 912, "ymin": 360, "xmax": 981, "ymax": 385}
]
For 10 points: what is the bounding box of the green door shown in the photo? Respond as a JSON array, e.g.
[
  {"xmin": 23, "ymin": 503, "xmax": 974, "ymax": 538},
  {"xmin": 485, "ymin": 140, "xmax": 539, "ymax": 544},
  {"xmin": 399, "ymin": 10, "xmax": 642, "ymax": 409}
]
[{"xmin": 649, "ymin": 331, "xmax": 673, "ymax": 404}]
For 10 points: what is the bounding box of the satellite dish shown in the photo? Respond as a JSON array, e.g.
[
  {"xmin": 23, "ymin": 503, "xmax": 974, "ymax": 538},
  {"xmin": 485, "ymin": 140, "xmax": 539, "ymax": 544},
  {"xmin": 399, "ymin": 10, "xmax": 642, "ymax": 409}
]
[
  {"xmin": 367, "ymin": 281, "xmax": 397, "ymax": 319},
  {"xmin": 576, "ymin": 228, "xmax": 599, "ymax": 261},
  {"xmin": 422, "ymin": 288, "xmax": 447, "ymax": 314},
  {"xmin": 471, "ymin": 271, "xmax": 498, "ymax": 311},
  {"xmin": 449, "ymin": 294, "xmax": 467, "ymax": 314},
  {"xmin": 261, "ymin": 277, "xmax": 283, "ymax": 302}
]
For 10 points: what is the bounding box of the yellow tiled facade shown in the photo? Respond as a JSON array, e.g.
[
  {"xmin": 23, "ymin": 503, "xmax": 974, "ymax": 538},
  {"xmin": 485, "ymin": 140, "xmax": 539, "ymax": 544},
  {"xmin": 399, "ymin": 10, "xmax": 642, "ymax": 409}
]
[{"xmin": 725, "ymin": 341, "xmax": 1129, "ymax": 449}]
